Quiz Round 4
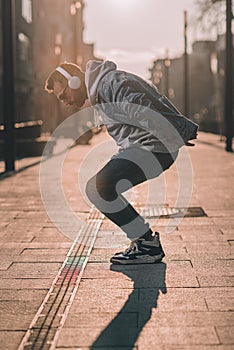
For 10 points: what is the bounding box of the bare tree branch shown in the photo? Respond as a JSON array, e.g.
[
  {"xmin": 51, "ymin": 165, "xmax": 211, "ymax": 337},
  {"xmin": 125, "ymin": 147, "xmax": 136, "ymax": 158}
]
[{"xmin": 191, "ymin": 0, "xmax": 227, "ymax": 41}]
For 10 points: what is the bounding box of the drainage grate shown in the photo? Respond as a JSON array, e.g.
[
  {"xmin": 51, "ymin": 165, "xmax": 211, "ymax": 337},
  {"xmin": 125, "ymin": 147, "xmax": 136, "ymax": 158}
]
[
  {"xmin": 18, "ymin": 208, "xmax": 103, "ymax": 350},
  {"xmin": 140, "ymin": 206, "xmax": 179, "ymax": 218},
  {"xmin": 139, "ymin": 206, "xmax": 207, "ymax": 218}
]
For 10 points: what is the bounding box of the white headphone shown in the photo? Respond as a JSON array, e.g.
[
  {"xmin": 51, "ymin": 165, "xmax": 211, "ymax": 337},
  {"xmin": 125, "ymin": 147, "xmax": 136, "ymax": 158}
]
[{"xmin": 56, "ymin": 66, "xmax": 81, "ymax": 90}]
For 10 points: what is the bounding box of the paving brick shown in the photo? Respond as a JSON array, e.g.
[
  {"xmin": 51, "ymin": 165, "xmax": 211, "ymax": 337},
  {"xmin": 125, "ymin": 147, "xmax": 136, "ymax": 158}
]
[
  {"xmin": 81, "ymin": 277, "xmax": 134, "ymax": 291},
  {"xmin": 146, "ymin": 310, "xmax": 234, "ymax": 327},
  {"xmin": 64, "ymin": 312, "xmax": 137, "ymax": 328},
  {"xmin": 176, "ymin": 218, "xmax": 216, "ymax": 226},
  {"xmin": 0, "ymin": 257, "xmax": 13, "ymax": 270},
  {"xmin": 0, "ymin": 289, "xmax": 47, "ymax": 301},
  {"xmin": 57, "ymin": 326, "xmax": 140, "ymax": 347},
  {"xmin": 0, "ymin": 242, "xmax": 72, "ymax": 250},
  {"xmin": 138, "ymin": 345, "xmax": 233, "ymax": 350},
  {"xmin": 165, "ymin": 273, "xmax": 199, "ymax": 288},
  {"xmin": 161, "ymin": 234, "xmax": 183, "ymax": 242},
  {"xmin": 192, "ymin": 259, "xmax": 234, "ymax": 269},
  {"xmin": 193, "ymin": 266, "xmax": 234, "ymax": 276},
  {"xmin": 145, "ymin": 288, "xmax": 207, "ymax": 312},
  {"xmin": 0, "ymin": 248, "xmax": 23, "ymax": 255},
  {"xmin": 0, "ymin": 262, "xmax": 61, "ymax": 278},
  {"xmin": 205, "ymin": 210, "xmax": 234, "ymax": 218},
  {"xmin": 186, "ymin": 242, "xmax": 232, "ymax": 254},
  {"xmin": 180, "ymin": 233, "xmax": 226, "ymax": 242},
  {"xmin": 70, "ymin": 288, "xmax": 137, "ymax": 313},
  {"xmin": 162, "ymin": 243, "xmax": 188, "ymax": 255},
  {"xmin": 212, "ymin": 218, "xmax": 234, "ymax": 228},
  {"xmin": 94, "ymin": 232, "xmax": 129, "ymax": 249},
  {"xmin": 32, "ymin": 231, "xmax": 71, "ymax": 243},
  {"xmin": 0, "ymin": 331, "xmax": 25, "ymax": 350},
  {"xmin": 189, "ymin": 253, "xmax": 234, "ymax": 261},
  {"xmin": 0, "ymin": 211, "xmax": 19, "ymax": 220},
  {"xmin": 197, "ymin": 276, "xmax": 234, "ymax": 288},
  {"xmin": 15, "ymin": 211, "xmax": 48, "ymax": 221},
  {"xmin": 0, "ymin": 300, "xmax": 42, "ymax": 316},
  {"xmin": 178, "ymin": 226, "xmax": 222, "ymax": 234},
  {"xmin": 0, "ymin": 232, "xmax": 35, "ymax": 243},
  {"xmin": 0, "ymin": 278, "xmax": 53, "ymax": 289},
  {"xmin": 14, "ymin": 248, "xmax": 68, "ymax": 263},
  {"xmin": 221, "ymin": 228, "xmax": 234, "ymax": 237},
  {"xmin": 0, "ymin": 311, "xmax": 34, "ymax": 330},
  {"xmin": 88, "ymin": 248, "xmax": 120, "ymax": 263},
  {"xmin": 205, "ymin": 295, "xmax": 234, "ymax": 312},
  {"xmin": 6, "ymin": 219, "xmax": 44, "ymax": 228},
  {"xmin": 216, "ymin": 326, "xmax": 234, "ymax": 344},
  {"xmin": 137, "ymin": 326, "xmax": 219, "ymax": 346}
]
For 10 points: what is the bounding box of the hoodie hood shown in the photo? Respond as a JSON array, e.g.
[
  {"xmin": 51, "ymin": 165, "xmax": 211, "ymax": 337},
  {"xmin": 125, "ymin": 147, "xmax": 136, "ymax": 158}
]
[{"xmin": 85, "ymin": 60, "xmax": 117, "ymax": 105}]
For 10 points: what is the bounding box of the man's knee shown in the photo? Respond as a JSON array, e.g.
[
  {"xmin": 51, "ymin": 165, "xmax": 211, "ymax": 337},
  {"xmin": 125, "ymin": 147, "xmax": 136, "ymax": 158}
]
[{"xmin": 86, "ymin": 175, "xmax": 116, "ymax": 203}]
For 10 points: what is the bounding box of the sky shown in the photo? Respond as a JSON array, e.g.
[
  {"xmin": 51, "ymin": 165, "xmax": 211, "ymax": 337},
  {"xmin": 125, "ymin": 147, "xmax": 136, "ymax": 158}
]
[{"xmin": 83, "ymin": 0, "xmax": 196, "ymax": 78}]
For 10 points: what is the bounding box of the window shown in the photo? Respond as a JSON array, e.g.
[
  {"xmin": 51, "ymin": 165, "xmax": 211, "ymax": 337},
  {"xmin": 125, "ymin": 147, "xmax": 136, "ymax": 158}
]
[{"xmin": 22, "ymin": 0, "xmax": 32, "ymax": 23}]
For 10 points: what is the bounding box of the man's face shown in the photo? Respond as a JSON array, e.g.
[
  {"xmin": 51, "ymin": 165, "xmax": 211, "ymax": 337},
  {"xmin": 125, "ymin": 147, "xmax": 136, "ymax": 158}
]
[{"xmin": 53, "ymin": 81, "xmax": 86, "ymax": 108}]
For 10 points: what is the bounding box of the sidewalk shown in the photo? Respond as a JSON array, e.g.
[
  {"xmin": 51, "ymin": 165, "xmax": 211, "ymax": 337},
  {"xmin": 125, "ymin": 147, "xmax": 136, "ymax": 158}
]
[{"xmin": 0, "ymin": 131, "xmax": 233, "ymax": 350}]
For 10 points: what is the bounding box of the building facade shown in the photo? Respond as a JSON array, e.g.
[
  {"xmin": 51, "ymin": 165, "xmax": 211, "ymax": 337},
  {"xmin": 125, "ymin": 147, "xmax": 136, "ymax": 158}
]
[
  {"xmin": 149, "ymin": 37, "xmax": 233, "ymax": 134},
  {"xmin": 0, "ymin": 0, "xmax": 99, "ymax": 132}
]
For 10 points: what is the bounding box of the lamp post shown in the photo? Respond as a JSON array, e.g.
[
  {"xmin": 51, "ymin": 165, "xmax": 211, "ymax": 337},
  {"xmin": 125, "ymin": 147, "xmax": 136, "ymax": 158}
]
[
  {"xmin": 1, "ymin": 0, "xmax": 16, "ymax": 172},
  {"xmin": 212, "ymin": 0, "xmax": 233, "ymax": 151},
  {"xmin": 225, "ymin": 0, "xmax": 233, "ymax": 152},
  {"xmin": 183, "ymin": 11, "xmax": 189, "ymax": 117}
]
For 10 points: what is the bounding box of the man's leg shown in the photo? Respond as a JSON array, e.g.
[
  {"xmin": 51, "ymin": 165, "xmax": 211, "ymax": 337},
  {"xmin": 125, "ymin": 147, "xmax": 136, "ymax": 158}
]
[
  {"xmin": 86, "ymin": 148, "xmax": 178, "ymax": 264},
  {"xmin": 86, "ymin": 148, "xmax": 178, "ymax": 241}
]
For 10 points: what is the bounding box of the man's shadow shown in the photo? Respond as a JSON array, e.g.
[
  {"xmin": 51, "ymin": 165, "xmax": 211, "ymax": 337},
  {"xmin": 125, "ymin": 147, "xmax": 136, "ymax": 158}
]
[{"xmin": 90, "ymin": 262, "xmax": 167, "ymax": 349}]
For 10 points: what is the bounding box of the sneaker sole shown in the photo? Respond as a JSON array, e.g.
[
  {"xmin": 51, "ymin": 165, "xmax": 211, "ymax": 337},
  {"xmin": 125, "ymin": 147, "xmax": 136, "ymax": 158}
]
[{"xmin": 110, "ymin": 253, "xmax": 165, "ymax": 265}]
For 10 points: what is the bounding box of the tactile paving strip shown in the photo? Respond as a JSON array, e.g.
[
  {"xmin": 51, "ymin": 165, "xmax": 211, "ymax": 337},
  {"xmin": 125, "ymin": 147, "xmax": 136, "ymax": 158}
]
[{"xmin": 18, "ymin": 208, "xmax": 103, "ymax": 350}]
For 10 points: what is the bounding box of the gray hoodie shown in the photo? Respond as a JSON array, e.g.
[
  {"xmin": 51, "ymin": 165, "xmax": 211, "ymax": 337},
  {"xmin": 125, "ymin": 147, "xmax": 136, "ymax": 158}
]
[{"xmin": 85, "ymin": 60, "xmax": 198, "ymax": 153}]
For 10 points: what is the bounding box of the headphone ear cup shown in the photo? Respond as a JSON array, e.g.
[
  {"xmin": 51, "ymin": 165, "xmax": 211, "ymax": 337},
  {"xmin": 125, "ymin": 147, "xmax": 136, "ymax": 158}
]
[{"xmin": 68, "ymin": 76, "xmax": 81, "ymax": 89}]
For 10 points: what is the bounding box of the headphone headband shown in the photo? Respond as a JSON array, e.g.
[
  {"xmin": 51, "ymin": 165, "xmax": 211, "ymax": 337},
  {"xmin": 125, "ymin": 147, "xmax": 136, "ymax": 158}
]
[
  {"xmin": 56, "ymin": 66, "xmax": 72, "ymax": 80},
  {"xmin": 55, "ymin": 66, "xmax": 81, "ymax": 90}
]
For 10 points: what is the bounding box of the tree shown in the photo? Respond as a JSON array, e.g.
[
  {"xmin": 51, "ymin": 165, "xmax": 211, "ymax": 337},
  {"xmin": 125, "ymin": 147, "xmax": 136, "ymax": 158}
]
[{"xmin": 191, "ymin": 0, "xmax": 227, "ymax": 40}]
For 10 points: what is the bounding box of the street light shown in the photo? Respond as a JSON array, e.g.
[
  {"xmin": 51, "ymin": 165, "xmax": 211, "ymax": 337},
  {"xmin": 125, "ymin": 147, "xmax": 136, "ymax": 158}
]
[
  {"xmin": 212, "ymin": 0, "xmax": 233, "ymax": 151},
  {"xmin": 1, "ymin": 0, "xmax": 16, "ymax": 172},
  {"xmin": 184, "ymin": 10, "xmax": 189, "ymax": 117},
  {"xmin": 224, "ymin": 0, "xmax": 233, "ymax": 152}
]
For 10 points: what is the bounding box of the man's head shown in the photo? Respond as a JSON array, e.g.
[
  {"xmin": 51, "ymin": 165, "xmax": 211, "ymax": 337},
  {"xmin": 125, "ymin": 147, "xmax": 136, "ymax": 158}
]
[{"xmin": 45, "ymin": 62, "xmax": 87, "ymax": 108}]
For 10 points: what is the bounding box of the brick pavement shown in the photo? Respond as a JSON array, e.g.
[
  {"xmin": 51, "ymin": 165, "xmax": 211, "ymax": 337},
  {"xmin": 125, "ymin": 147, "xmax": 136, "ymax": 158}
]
[{"xmin": 0, "ymin": 131, "xmax": 233, "ymax": 350}]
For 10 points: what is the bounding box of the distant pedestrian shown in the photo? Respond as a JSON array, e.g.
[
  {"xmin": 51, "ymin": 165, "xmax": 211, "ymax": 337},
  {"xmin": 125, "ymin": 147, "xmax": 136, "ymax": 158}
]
[{"xmin": 45, "ymin": 60, "xmax": 198, "ymax": 265}]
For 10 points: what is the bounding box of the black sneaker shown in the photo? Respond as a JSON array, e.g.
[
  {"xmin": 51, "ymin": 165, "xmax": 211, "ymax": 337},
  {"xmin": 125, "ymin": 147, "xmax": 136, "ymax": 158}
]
[{"xmin": 110, "ymin": 232, "xmax": 165, "ymax": 265}]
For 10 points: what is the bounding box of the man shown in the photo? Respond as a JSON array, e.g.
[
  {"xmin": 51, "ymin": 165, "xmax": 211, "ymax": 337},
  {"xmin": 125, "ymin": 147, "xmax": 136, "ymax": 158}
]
[{"xmin": 45, "ymin": 60, "xmax": 198, "ymax": 265}]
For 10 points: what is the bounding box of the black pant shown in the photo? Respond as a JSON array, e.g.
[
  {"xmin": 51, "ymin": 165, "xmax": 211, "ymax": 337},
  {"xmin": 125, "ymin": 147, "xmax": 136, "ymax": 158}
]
[{"xmin": 86, "ymin": 147, "xmax": 178, "ymax": 240}]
